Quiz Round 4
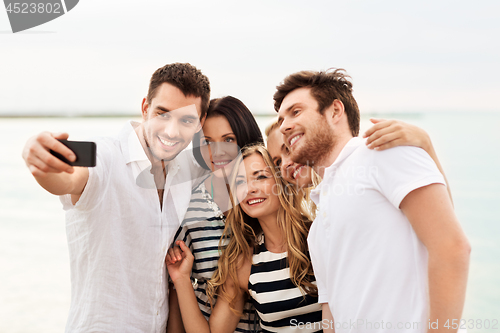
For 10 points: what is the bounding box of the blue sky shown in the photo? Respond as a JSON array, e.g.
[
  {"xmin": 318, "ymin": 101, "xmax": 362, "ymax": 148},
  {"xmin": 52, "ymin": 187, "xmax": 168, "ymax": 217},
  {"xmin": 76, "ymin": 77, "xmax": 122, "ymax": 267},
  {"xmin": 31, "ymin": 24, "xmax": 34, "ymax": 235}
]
[{"xmin": 1, "ymin": 0, "xmax": 499, "ymax": 115}]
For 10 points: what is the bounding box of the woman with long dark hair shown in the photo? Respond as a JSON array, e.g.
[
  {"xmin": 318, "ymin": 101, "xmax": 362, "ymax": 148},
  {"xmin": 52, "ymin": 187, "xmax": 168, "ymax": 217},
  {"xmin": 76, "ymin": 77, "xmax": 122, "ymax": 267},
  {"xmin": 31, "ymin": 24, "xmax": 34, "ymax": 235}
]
[{"xmin": 167, "ymin": 96, "xmax": 263, "ymax": 333}]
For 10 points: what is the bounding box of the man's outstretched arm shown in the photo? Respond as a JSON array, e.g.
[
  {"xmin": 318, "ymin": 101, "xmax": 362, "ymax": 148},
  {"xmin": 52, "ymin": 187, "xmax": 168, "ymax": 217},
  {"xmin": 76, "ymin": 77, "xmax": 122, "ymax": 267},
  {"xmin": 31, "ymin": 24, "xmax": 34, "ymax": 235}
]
[
  {"xmin": 22, "ymin": 132, "xmax": 89, "ymax": 201},
  {"xmin": 400, "ymin": 183, "xmax": 470, "ymax": 333}
]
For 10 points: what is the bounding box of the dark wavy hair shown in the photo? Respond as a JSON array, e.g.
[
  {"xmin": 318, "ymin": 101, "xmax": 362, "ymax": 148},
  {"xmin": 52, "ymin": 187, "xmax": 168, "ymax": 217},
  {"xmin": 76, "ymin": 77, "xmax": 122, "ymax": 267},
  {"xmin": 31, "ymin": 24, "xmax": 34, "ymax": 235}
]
[
  {"xmin": 147, "ymin": 63, "xmax": 211, "ymax": 119},
  {"xmin": 193, "ymin": 96, "xmax": 264, "ymax": 169}
]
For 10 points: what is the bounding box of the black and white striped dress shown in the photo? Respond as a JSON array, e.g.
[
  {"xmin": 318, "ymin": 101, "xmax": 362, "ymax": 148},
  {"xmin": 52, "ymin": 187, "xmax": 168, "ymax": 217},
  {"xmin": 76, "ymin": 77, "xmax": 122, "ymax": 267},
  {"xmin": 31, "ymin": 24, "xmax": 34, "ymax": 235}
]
[
  {"xmin": 173, "ymin": 180, "xmax": 260, "ymax": 333},
  {"xmin": 248, "ymin": 236, "xmax": 322, "ymax": 333}
]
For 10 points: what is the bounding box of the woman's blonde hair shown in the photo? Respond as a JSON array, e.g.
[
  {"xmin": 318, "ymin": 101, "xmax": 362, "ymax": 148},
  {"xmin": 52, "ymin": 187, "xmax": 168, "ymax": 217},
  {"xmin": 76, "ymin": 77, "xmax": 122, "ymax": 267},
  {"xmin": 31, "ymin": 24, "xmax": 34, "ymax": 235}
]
[{"xmin": 206, "ymin": 144, "xmax": 317, "ymax": 315}]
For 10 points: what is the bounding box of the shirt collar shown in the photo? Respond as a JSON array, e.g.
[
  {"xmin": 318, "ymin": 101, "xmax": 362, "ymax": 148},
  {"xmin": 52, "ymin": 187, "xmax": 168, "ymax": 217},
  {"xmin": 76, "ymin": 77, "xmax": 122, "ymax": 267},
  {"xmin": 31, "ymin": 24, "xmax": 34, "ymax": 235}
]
[
  {"xmin": 310, "ymin": 137, "xmax": 364, "ymax": 205},
  {"xmin": 119, "ymin": 120, "xmax": 149, "ymax": 165},
  {"xmin": 329, "ymin": 136, "xmax": 364, "ymax": 169},
  {"xmin": 119, "ymin": 120, "xmax": 181, "ymax": 182}
]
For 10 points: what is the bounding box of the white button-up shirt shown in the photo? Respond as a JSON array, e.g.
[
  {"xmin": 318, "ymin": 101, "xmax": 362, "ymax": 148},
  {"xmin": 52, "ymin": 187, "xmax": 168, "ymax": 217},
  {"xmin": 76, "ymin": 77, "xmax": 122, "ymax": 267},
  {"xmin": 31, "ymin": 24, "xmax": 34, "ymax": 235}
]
[{"xmin": 60, "ymin": 121, "xmax": 195, "ymax": 333}]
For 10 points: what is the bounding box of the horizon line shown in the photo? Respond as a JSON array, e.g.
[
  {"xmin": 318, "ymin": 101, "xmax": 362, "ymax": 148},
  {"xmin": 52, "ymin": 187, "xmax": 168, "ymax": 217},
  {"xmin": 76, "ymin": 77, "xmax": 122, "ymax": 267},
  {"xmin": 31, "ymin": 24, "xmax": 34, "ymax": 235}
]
[{"xmin": 1, "ymin": 109, "xmax": 499, "ymax": 118}]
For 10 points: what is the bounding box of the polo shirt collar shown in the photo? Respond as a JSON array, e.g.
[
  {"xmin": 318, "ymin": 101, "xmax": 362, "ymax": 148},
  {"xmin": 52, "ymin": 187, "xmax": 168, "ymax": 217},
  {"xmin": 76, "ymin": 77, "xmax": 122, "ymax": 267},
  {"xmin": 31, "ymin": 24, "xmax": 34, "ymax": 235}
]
[
  {"xmin": 311, "ymin": 137, "xmax": 364, "ymax": 205},
  {"xmin": 329, "ymin": 136, "xmax": 364, "ymax": 169}
]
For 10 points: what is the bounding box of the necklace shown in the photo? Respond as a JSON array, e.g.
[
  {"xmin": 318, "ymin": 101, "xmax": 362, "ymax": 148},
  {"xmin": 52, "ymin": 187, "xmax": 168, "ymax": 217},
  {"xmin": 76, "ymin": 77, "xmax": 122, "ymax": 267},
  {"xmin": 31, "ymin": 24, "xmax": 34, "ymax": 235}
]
[{"xmin": 201, "ymin": 178, "xmax": 224, "ymax": 219}]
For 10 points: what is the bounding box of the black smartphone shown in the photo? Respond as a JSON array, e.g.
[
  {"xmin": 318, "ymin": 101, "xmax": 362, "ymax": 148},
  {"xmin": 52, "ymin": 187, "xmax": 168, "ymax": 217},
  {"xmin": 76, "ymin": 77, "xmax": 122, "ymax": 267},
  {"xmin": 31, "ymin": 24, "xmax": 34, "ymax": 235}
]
[{"xmin": 50, "ymin": 140, "xmax": 97, "ymax": 167}]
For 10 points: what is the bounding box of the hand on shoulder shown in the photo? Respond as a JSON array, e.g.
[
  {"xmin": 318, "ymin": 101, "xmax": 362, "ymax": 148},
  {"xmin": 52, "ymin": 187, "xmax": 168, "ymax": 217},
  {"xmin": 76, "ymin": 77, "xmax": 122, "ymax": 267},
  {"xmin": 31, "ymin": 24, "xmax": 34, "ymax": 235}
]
[{"xmin": 363, "ymin": 118, "xmax": 431, "ymax": 152}]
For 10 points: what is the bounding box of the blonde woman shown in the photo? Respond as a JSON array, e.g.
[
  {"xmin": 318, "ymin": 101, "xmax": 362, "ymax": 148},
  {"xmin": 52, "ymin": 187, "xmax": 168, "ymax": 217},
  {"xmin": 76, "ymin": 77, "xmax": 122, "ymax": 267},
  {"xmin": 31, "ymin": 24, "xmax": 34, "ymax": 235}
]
[{"xmin": 166, "ymin": 144, "xmax": 322, "ymax": 333}]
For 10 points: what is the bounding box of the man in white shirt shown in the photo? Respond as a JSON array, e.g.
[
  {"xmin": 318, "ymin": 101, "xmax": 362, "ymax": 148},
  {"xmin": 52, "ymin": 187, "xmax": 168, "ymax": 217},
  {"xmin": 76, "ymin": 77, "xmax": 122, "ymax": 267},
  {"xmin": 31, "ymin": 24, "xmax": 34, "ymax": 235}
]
[
  {"xmin": 22, "ymin": 63, "xmax": 210, "ymax": 332},
  {"xmin": 274, "ymin": 69, "xmax": 470, "ymax": 332}
]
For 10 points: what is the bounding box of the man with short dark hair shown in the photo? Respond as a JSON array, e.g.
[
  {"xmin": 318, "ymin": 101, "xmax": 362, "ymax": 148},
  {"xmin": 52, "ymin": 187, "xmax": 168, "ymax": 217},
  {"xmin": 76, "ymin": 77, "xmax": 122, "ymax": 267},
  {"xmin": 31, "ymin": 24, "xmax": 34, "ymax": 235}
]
[
  {"xmin": 275, "ymin": 69, "xmax": 470, "ymax": 333},
  {"xmin": 22, "ymin": 63, "xmax": 210, "ymax": 332}
]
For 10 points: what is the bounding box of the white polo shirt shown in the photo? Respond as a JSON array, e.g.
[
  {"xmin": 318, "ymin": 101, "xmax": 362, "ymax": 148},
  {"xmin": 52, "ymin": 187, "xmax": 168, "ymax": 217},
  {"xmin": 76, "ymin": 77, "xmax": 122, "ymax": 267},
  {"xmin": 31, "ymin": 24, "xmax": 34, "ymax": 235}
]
[
  {"xmin": 308, "ymin": 137, "xmax": 446, "ymax": 333},
  {"xmin": 59, "ymin": 121, "xmax": 195, "ymax": 333}
]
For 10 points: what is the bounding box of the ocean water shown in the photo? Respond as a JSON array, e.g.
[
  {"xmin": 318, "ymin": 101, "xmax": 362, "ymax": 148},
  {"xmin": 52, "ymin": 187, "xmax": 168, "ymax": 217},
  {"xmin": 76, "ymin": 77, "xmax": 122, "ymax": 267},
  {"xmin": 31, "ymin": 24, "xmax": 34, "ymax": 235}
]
[{"xmin": 1, "ymin": 113, "xmax": 499, "ymax": 332}]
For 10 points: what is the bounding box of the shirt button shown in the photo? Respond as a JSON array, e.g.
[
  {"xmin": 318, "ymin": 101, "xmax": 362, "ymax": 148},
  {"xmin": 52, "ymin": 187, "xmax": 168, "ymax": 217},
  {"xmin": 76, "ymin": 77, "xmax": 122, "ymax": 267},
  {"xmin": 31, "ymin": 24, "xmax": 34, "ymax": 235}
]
[{"xmin": 323, "ymin": 212, "xmax": 327, "ymax": 218}]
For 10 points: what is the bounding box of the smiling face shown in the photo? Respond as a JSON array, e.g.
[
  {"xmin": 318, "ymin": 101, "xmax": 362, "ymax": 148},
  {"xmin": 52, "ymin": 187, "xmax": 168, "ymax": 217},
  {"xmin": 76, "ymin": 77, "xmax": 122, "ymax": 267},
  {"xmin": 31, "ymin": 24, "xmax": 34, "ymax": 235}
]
[
  {"xmin": 199, "ymin": 115, "xmax": 240, "ymax": 171},
  {"xmin": 266, "ymin": 127, "xmax": 313, "ymax": 188},
  {"xmin": 277, "ymin": 87, "xmax": 335, "ymax": 167},
  {"xmin": 141, "ymin": 83, "xmax": 203, "ymax": 162},
  {"xmin": 235, "ymin": 153, "xmax": 281, "ymax": 222}
]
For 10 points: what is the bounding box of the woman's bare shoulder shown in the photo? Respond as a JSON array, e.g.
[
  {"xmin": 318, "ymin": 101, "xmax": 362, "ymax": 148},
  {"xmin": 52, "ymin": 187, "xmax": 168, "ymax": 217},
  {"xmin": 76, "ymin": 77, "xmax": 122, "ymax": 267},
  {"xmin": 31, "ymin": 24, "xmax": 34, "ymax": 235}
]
[{"xmin": 235, "ymin": 249, "xmax": 252, "ymax": 292}]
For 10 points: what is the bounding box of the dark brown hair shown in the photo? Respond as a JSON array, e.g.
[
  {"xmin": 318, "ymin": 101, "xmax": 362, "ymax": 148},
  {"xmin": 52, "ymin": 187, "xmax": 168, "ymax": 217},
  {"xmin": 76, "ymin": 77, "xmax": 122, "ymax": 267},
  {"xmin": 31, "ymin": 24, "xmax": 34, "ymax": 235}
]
[
  {"xmin": 193, "ymin": 96, "xmax": 264, "ymax": 170},
  {"xmin": 147, "ymin": 63, "xmax": 211, "ymax": 119},
  {"xmin": 273, "ymin": 68, "xmax": 360, "ymax": 137}
]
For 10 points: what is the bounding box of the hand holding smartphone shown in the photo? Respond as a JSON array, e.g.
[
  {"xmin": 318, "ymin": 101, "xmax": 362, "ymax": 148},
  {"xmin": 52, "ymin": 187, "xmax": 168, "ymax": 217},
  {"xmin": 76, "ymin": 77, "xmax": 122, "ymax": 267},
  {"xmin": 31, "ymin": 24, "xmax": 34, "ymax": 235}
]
[{"xmin": 50, "ymin": 140, "xmax": 97, "ymax": 167}]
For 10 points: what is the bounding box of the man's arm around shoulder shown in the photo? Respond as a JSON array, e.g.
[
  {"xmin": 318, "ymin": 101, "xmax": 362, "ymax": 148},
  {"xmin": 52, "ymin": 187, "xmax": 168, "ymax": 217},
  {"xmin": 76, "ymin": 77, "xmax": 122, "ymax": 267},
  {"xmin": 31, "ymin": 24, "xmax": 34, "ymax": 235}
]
[
  {"xmin": 22, "ymin": 132, "xmax": 89, "ymax": 202},
  {"xmin": 400, "ymin": 183, "xmax": 470, "ymax": 333}
]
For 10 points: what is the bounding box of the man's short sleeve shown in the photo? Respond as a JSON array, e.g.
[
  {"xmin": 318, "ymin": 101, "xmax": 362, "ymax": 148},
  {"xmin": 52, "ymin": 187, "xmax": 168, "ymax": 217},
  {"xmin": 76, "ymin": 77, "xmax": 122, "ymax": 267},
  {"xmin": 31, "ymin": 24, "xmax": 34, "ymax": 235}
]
[
  {"xmin": 313, "ymin": 251, "xmax": 329, "ymax": 304},
  {"xmin": 370, "ymin": 146, "xmax": 446, "ymax": 209},
  {"xmin": 307, "ymin": 224, "xmax": 329, "ymax": 303},
  {"xmin": 59, "ymin": 138, "xmax": 114, "ymax": 211}
]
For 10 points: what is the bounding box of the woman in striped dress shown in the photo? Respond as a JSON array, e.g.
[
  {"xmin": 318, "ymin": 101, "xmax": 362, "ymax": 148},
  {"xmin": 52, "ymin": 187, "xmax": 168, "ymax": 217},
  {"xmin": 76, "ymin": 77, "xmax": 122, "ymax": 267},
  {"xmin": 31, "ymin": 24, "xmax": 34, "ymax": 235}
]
[
  {"xmin": 167, "ymin": 96, "xmax": 264, "ymax": 333},
  {"xmin": 167, "ymin": 144, "xmax": 323, "ymax": 333}
]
